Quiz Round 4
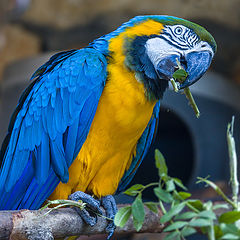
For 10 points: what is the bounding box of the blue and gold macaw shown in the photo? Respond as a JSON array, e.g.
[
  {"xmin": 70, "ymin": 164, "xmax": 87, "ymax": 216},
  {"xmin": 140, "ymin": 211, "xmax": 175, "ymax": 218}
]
[{"xmin": 0, "ymin": 15, "xmax": 216, "ymax": 238}]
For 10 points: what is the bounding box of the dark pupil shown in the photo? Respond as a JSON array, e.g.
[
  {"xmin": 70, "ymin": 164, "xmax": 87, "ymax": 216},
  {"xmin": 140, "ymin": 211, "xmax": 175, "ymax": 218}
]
[{"xmin": 176, "ymin": 28, "xmax": 182, "ymax": 34}]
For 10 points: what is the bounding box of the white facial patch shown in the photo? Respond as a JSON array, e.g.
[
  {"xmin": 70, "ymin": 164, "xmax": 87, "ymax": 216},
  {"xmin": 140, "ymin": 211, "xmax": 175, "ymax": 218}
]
[{"xmin": 145, "ymin": 37, "xmax": 181, "ymax": 68}]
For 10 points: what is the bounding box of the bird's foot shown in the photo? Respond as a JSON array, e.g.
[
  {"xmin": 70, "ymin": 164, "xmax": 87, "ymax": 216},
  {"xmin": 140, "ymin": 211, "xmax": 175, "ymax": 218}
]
[
  {"xmin": 68, "ymin": 192, "xmax": 117, "ymax": 240},
  {"xmin": 68, "ymin": 191, "xmax": 102, "ymax": 226},
  {"xmin": 101, "ymin": 195, "xmax": 118, "ymax": 240}
]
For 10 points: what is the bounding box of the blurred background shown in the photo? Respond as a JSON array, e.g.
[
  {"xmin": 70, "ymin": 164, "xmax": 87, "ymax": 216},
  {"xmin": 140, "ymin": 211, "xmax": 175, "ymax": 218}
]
[{"xmin": 0, "ymin": 0, "xmax": 240, "ymax": 239}]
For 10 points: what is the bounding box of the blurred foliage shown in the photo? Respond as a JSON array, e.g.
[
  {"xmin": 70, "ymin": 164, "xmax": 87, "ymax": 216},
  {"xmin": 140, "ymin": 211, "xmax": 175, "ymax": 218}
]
[{"xmin": 115, "ymin": 117, "xmax": 240, "ymax": 240}]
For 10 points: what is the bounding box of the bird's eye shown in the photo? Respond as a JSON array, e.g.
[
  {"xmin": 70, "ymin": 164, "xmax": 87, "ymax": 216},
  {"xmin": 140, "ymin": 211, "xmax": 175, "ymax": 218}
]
[{"xmin": 174, "ymin": 27, "xmax": 183, "ymax": 35}]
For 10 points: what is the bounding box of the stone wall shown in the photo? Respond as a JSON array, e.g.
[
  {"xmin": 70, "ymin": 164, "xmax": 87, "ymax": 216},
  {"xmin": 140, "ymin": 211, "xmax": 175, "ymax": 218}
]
[
  {"xmin": 0, "ymin": 24, "xmax": 40, "ymax": 79},
  {"xmin": 22, "ymin": 0, "xmax": 240, "ymax": 30},
  {"xmin": 0, "ymin": 0, "xmax": 239, "ymax": 83}
]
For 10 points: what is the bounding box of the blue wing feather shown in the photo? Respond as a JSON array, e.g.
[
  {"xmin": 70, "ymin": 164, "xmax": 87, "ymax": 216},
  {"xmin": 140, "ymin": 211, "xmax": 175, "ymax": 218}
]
[
  {"xmin": 117, "ymin": 101, "xmax": 161, "ymax": 193},
  {"xmin": 65, "ymin": 118, "xmax": 79, "ymax": 165},
  {"xmin": 0, "ymin": 47, "xmax": 107, "ymax": 210}
]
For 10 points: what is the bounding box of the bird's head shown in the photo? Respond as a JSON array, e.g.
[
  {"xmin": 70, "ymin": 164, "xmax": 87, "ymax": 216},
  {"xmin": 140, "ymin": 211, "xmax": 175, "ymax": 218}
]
[{"xmin": 103, "ymin": 15, "xmax": 217, "ymax": 100}]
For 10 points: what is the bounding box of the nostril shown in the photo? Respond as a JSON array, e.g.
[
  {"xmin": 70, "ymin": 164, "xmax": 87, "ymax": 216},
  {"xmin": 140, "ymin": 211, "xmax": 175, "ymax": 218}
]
[{"xmin": 201, "ymin": 44, "xmax": 207, "ymax": 48}]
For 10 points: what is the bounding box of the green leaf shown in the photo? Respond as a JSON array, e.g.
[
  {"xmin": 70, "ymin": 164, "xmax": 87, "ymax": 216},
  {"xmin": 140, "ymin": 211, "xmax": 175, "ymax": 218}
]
[
  {"xmin": 214, "ymin": 225, "xmax": 223, "ymax": 239},
  {"xmin": 172, "ymin": 69, "xmax": 188, "ymax": 82},
  {"xmin": 160, "ymin": 202, "xmax": 186, "ymax": 224},
  {"xmin": 132, "ymin": 195, "xmax": 145, "ymax": 231},
  {"xmin": 175, "ymin": 211, "xmax": 198, "ymax": 220},
  {"xmin": 213, "ymin": 204, "xmax": 229, "ymax": 210},
  {"xmin": 220, "ymin": 223, "xmax": 240, "ymax": 235},
  {"xmin": 173, "ymin": 178, "xmax": 187, "ymax": 191},
  {"xmin": 181, "ymin": 226, "xmax": 197, "ymax": 237},
  {"xmin": 178, "ymin": 191, "xmax": 191, "ymax": 200},
  {"xmin": 166, "ymin": 179, "xmax": 175, "ymax": 192},
  {"xmin": 132, "ymin": 195, "xmax": 145, "ymax": 224},
  {"xmin": 155, "ymin": 149, "xmax": 168, "ymax": 177},
  {"xmin": 198, "ymin": 210, "xmax": 216, "ymax": 220},
  {"xmin": 189, "ymin": 218, "xmax": 211, "ymax": 227},
  {"xmin": 163, "ymin": 231, "xmax": 180, "ymax": 240},
  {"xmin": 145, "ymin": 202, "xmax": 158, "ymax": 214},
  {"xmin": 203, "ymin": 201, "xmax": 213, "ymax": 210},
  {"xmin": 114, "ymin": 206, "xmax": 132, "ymax": 228},
  {"xmin": 123, "ymin": 184, "xmax": 144, "ymax": 196},
  {"xmin": 219, "ymin": 211, "xmax": 240, "ymax": 224},
  {"xmin": 163, "ymin": 221, "xmax": 188, "ymax": 232},
  {"xmin": 154, "ymin": 187, "xmax": 173, "ymax": 203},
  {"xmin": 221, "ymin": 233, "xmax": 240, "ymax": 239},
  {"xmin": 187, "ymin": 199, "xmax": 204, "ymax": 211},
  {"xmin": 133, "ymin": 217, "xmax": 143, "ymax": 232}
]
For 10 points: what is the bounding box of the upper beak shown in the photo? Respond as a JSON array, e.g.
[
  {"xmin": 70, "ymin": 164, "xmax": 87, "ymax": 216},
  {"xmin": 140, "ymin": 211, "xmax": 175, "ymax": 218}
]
[{"xmin": 179, "ymin": 50, "xmax": 213, "ymax": 89}]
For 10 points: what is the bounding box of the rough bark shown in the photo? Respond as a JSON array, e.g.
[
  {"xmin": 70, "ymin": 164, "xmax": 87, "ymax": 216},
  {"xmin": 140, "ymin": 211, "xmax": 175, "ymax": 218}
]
[{"xmin": 0, "ymin": 205, "xmax": 164, "ymax": 240}]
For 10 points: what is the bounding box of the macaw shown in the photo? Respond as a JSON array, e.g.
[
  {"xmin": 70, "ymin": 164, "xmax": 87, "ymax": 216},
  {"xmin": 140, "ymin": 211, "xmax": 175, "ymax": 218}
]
[{"xmin": 0, "ymin": 15, "xmax": 216, "ymax": 238}]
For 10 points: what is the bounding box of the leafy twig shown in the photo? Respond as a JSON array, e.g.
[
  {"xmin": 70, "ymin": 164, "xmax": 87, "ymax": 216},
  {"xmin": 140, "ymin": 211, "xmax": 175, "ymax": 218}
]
[
  {"xmin": 183, "ymin": 88, "xmax": 200, "ymax": 118},
  {"xmin": 197, "ymin": 177, "xmax": 235, "ymax": 208},
  {"xmin": 40, "ymin": 199, "xmax": 113, "ymax": 221},
  {"xmin": 170, "ymin": 78, "xmax": 180, "ymax": 92},
  {"xmin": 227, "ymin": 116, "xmax": 239, "ymax": 210},
  {"xmin": 170, "ymin": 58, "xmax": 200, "ymax": 118}
]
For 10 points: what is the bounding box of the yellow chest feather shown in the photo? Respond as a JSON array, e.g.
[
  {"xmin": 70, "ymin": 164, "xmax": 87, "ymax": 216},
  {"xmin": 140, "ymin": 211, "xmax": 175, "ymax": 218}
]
[
  {"xmin": 50, "ymin": 64, "xmax": 155, "ymax": 200},
  {"xmin": 49, "ymin": 20, "xmax": 162, "ymax": 200},
  {"xmin": 50, "ymin": 67, "xmax": 155, "ymax": 200}
]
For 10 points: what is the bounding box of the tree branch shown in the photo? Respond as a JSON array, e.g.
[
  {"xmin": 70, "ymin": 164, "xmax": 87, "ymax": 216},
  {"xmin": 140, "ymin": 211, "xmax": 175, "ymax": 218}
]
[{"xmin": 0, "ymin": 205, "xmax": 164, "ymax": 240}]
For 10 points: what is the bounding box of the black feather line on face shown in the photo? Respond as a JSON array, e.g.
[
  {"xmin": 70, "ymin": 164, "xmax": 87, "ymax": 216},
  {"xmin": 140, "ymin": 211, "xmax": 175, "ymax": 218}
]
[{"xmin": 124, "ymin": 35, "xmax": 168, "ymax": 101}]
